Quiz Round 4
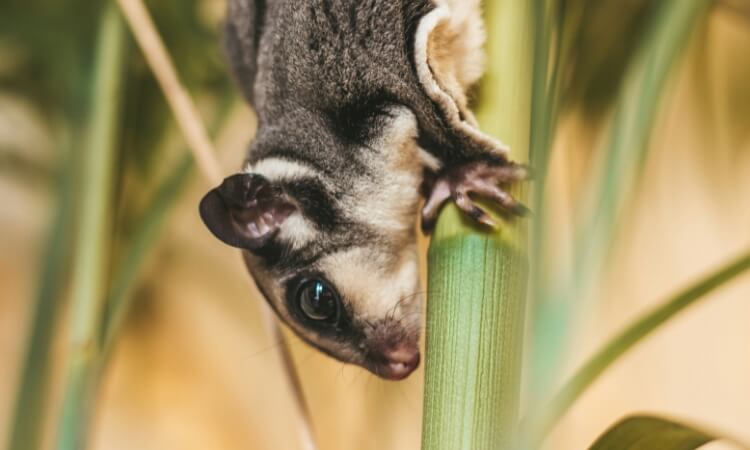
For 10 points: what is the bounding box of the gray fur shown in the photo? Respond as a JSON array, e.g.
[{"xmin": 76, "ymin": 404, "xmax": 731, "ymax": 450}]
[
  {"xmin": 205, "ymin": 0, "xmax": 514, "ymax": 378},
  {"xmin": 226, "ymin": 0, "xmax": 498, "ymax": 167}
]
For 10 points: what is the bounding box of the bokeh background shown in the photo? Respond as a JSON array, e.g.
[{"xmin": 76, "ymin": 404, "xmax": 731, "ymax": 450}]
[{"xmin": 1, "ymin": 1, "xmax": 749, "ymax": 449}]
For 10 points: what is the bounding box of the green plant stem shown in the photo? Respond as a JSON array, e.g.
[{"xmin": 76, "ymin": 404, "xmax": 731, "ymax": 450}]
[
  {"xmin": 100, "ymin": 95, "xmax": 234, "ymax": 355},
  {"xmin": 100, "ymin": 154, "xmax": 193, "ymax": 351},
  {"xmin": 527, "ymin": 0, "xmax": 713, "ymax": 414},
  {"xmin": 422, "ymin": 234, "xmax": 527, "ymax": 450},
  {"xmin": 421, "ymin": 1, "xmax": 533, "ymax": 449},
  {"xmin": 524, "ymin": 249, "xmax": 750, "ymax": 446},
  {"xmin": 6, "ymin": 146, "xmax": 76, "ymax": 450},
  {"xmin": 56, "ymin": 4, "xmax": 126, "ymax": 449}
]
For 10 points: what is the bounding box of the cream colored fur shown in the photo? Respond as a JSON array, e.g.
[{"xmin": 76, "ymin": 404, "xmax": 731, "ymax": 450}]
[{"xmin": 414, "ymin": 1, "xmax": 510, "ymax": 156}]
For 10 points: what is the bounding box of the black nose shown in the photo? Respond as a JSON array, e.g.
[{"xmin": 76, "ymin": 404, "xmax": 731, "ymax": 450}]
[{"xmin": 376, "ymin": 345, "xmax": 421, "ymax": 380}]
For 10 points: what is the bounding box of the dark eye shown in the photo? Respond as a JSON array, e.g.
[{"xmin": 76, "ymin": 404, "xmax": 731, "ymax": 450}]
[{"xmin": 297, "ymin": 279, "xmax": 339, "ymax": 322}]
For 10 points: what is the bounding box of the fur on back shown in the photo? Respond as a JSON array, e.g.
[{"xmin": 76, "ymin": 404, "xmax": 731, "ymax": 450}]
[{"xmin": 224, "ymin": 0, "xmax": 505, "ymax": 170}]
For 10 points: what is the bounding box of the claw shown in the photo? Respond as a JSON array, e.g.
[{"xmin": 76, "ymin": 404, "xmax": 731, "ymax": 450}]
[
  {"xmin": 420, "ymin": 160, "xmax": 529, "ymax": 232},
  {"xmin": 454, "ymin": 191, "xmax": 498, "ymax": 228}
]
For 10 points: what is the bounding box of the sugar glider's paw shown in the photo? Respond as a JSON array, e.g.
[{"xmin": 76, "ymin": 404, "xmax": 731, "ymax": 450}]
[{"xmin": 421, "ymin": 160, "xmax": 530, "ymax": 232}]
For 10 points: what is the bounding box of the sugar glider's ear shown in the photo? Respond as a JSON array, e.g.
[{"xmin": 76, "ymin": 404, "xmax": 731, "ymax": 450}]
[
  {"xmin": 413, "ymin": 0, "xmax": 510, "ymax": 155},
  {"xmin": 199, "ymin": 173, "xmax": 296, "ymax": 251}
]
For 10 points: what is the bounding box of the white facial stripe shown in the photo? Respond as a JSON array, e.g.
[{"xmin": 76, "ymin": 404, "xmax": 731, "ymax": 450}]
[
  {"xmin": 276, "ymin": 212, "xmax": 318, "ymax": 249},
  {"xmin": 343, "ymin": 107, "xmax": 424, "ymax": 234},
  {"xmin": 379, "ymin": 107, "xmax": 419, "ymax": 144},
  {"xmin": 246, "ymin": 157, "xmax": 317, "ymax": 182},
  {"xmin": 319, "ymin": 246, "xmax": 421, "ymax": 322}
]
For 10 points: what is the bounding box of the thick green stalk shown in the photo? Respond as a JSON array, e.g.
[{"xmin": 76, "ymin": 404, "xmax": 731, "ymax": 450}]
[
  {"xmin": 421, "ymin": 1, "xmax": 533, "ymax": 449},
  {"xmin": 56, "ymin": 5, "xmax": 126, "ymax": 449},
  {"xmin": 524, "ymin": 249, "xmax": 750, "ymax": 446}
]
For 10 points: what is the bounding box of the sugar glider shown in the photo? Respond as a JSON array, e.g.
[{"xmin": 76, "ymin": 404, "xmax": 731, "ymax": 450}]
[{"xmin": 199, "ymin": 0, "xmax": 527, "ymax": 380}]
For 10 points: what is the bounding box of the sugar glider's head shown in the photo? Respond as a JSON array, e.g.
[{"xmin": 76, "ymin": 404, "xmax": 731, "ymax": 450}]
[{"xmin": 199, "ymin": 108, "xmax": 430, "ymax": 380}]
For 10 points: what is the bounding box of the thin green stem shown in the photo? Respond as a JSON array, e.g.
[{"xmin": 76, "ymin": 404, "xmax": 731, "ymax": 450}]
[
  {"xmin": 100, "ymin": 93, "xmax": 234, "ymax": 354},
  {"xmin": 527, "ymin": 0, "xmax": 553, "ymax": 298},
  {"xmin": 6, "ymin": 143, "xmax": 76, "ymax": 450},
  {"xmin": 574, "ymin": 0, "xmax": 714, "ymax": 316},
  {"xmin": 524, "ymin": 249, "xmax": 750, "ymax": 445},
  {"xmin": 527, "ymin": 1, "xmax": 558, "ymax": 405},
  {"xmin": 56, "ymin": 4, "xmax": 127, "ymax": 449},
  {"xmin": 100, "ymin": 154, "xmax": 193, "ymax": 352}
]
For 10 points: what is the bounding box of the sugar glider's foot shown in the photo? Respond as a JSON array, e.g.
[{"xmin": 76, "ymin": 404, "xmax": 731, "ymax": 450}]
[{"xmin": 421, "ymin": 160, "xmax": 530, "ymax": 232}]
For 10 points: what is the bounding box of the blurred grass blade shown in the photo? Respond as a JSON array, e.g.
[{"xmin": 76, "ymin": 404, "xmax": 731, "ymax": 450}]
[
  {"xmin": 6, "ymin": 146, "xmax": 76, "ymax": 450},
  {"xmin": 100, "ymin": 154, "xmax": 193, "ymax": 351},
  {"xmin": 576, "ymin": 0, "xmax": 713, "ymax": 279},
  {"xmin": 526, "ymin": 0, "xmax": 565, "ymax": 397},
  {"xmin": 589, "ymin": 415, "xmax": 733, "ymax": 450},
  {"xmin": 528, "ymin": 0, "xmax": 582, "ymax": 288},
  {"xmin": 56, "ymin": 4, "xmax": 127, "ymax": 449},
  {"xmin": 528, "ymin": 0, "xmax": 556, "ymax": 169},
  {"xmin": 421, "ymin": 1, "xmax": 532, "ymax": 449},
  {"xmin": 528, "ymin": 0, "xmax": 713, "ymax": 414},
  {"xmin": 524, "ymin": 248, "xmax": 750, "ymax": 443},
  {"xmin": 101, "ymin": 97, "xmax": 234, "ymax": 356},
  {"xmin": 117, "ymin": 0, "xmax": 221, "ymax": 184},
  {"xmin": 527, "ymin": 0, "xmax": 553, "ymax": 298}
]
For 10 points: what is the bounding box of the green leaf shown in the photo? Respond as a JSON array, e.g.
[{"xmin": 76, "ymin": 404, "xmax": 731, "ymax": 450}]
[
  {"xmin": 522, "ymin": 248, "xmax": 750, "ymax": 443},
  {"xmin": 589, "ymin": 415, "xmax": 719, "ymax": 450}
]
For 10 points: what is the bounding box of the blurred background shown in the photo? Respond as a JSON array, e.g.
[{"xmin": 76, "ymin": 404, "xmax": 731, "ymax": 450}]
[{"xmin": 1, "ymin": 1, "xmax": 749, "ymax": 449}]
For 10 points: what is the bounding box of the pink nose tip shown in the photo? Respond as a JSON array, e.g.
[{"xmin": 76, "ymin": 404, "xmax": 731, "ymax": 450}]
[{"xmin": 379, "ymin": 346, "xmax": 420, "ymax": 380}]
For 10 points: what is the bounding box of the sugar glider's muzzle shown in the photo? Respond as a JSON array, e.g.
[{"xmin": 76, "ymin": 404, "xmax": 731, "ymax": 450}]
[
  {"xmin": 367, "ymin": 342, "xmax": 421, "ymax": 381},
  {"xmin": 362, "ymin": 320, "xmax": 421, "ymax": 380}
]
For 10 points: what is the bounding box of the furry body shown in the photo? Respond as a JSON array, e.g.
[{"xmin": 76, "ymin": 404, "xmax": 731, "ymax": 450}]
[{"xmin": 200, "ymin": 0, "xmax": 522, "ymax": 379}]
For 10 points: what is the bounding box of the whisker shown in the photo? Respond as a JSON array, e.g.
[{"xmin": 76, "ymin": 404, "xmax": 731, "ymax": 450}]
[{"xmin": 243, "ymin": 339, "xmax": 284, "ymax": 361}]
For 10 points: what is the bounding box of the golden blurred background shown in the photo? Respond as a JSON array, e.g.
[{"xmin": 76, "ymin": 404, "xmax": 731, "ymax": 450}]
[{"xmin": 1, "ymin": 1, "xmax": 749, "ymax": 449}]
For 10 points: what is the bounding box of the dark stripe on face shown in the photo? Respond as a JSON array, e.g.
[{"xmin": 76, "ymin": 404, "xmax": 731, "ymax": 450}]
[
  {"xmin": 251, "ymin": 176, "xmax": 379, "ymax": 273},
  {"xmin": 322, "ymin": 89, "xmax": 401, "ymax": 146},
  {"xmin": 282, "ymin": 177, "xmax": 341, "ymax": 232},
  {"xmin": 259, "ymin": 231, "xmax": 376, "ymax": 274}
]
